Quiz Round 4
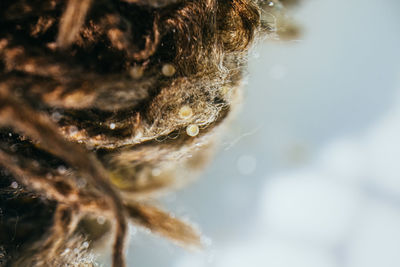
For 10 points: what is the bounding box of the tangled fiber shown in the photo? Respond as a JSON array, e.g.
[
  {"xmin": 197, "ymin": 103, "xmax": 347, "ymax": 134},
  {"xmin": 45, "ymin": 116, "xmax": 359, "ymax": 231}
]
[{"xmin": 0, "ymin": 0, "xmax": 298, "ymax": 266}]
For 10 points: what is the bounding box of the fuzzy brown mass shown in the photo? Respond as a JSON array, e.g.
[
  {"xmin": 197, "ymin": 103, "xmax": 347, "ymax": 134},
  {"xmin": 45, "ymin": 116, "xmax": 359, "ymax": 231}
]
[{"xmin": 0, "ymin": 0, "xmax": 297, "ymax": 266}]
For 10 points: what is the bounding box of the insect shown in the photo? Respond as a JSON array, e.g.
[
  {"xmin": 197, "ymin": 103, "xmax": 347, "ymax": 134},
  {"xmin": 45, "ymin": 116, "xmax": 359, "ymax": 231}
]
[{"xmin": 0, "ymin": 0, "xmax": 297, "ymax": 266}]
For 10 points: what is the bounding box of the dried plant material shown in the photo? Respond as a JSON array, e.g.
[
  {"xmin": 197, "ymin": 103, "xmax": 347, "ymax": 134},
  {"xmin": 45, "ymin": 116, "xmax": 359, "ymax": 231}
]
[
  {"xmin": 0, "ymin": 0, "xmax": 298, "ymax": 266},
  {"xmin": 57, "ymin": 0, "xmax": 93, "ymax": 48},
  {"xmin": 125, "ymin": 202, "xmax": 202, "ymax": 247}
]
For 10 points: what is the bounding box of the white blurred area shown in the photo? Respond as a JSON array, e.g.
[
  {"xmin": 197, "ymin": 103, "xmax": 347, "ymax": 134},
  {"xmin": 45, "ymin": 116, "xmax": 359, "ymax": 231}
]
[{"xmin": 125, "ymin": 0, "xmax": 400, "ymax": 266}]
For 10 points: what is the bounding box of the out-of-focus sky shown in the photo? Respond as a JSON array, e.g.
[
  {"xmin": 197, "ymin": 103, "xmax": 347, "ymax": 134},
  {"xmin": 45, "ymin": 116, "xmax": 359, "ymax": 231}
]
[{"xmin": 122, "ymin": 0, "xmax": 400, "ymax": 266}]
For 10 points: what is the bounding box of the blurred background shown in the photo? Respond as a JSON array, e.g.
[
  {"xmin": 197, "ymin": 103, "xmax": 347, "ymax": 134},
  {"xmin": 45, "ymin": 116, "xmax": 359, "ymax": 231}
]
[{"xmin": 123, "ymin": 0, "xmax": 400, "ymax": 266}]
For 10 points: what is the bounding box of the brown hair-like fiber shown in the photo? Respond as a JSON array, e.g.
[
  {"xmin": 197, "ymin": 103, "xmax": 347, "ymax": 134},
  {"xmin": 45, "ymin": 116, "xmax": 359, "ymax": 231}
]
[{"xmin": 0, "ymin": 0, "xmax": 297, "ymax": 266}]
